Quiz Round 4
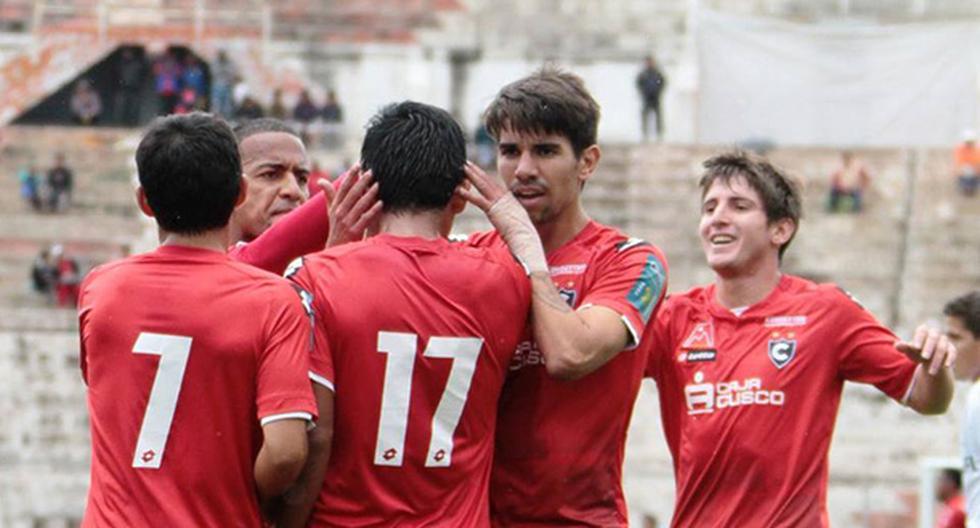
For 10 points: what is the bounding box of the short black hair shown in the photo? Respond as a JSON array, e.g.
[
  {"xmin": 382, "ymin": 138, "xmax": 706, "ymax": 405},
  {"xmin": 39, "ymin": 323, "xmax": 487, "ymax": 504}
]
[
  {"xmin": 233, "ymin": 117, "xmax": 301, "ymax": 143},
  {"xmin": 944, "ymin": 291, "xmax": 980, "ymax": 337},
  {"xmin": 136, "ymin": 113, "xmax": 241, "ymax": 234},
  {"xmin": 483, "ymin": 66, "xmax": 600, "ymax": 158},
  {"xmin": 360, "ymin": 101, "xmax": 465, "ymax": 213},
  {"xmin": 699, "ymin": 150, "xmax": 803, "ymax": 259},
  {"xmin": 942, "ymin": 468, "xmax": 962, "ymax": 490}
]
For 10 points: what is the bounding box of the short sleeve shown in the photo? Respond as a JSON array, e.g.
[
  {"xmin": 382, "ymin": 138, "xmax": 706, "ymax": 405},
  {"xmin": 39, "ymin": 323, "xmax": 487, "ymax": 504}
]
[
  {"xmin": 580, "ymin": 241, "xmax": 669, "ymax": 348},
  {"xmin": 255, "ymin": 283, "xmax": 319, "ymax": 425},
  {"xmin": 286, "ymin": 260, "xmax": 336, "ymax": 393},
  {"xmin": 834, "ymin": 289, "xmax": 917, "ymax": 402}
]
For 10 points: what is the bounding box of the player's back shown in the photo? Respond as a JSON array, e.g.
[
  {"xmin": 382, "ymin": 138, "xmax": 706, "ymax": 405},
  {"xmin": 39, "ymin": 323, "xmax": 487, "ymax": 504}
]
[
  {"xmin": 293, "ymin": 234, "xmax": 530, "ymax": 527},
  {"xmin": 79, "ymin": 245, "xmax": 314, "ymax": 528}
]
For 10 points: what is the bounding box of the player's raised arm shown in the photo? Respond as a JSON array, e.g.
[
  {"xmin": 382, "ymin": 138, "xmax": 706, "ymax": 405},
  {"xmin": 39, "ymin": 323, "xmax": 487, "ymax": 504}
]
[
  {"xmin": 896, "ymin": 323, "xmax": 956, "ymax": 414},
  {"xmin": 460, "ymin": 161, "xmax": 641, "ymax": 380}
]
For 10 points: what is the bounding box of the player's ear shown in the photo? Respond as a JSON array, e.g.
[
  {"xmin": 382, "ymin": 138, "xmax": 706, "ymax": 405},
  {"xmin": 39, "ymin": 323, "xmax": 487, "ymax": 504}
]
[
  {"xmin": 769, "ymin": 217, "xmax": 795, "ymax": 247},
  {"xmin": 448, "ymin": 191, "xmax": 467, "ymax": 215},
  {"xmin": 235, "ymin": 176, "xmax": 248, "ymax": 207},
  {"xmin": 577, "ymin": 144, "xmax": 601, "ymax": 186},
  {"xmin": 135, "ymin": 186, "xmax": 155, "ymax": 218}
]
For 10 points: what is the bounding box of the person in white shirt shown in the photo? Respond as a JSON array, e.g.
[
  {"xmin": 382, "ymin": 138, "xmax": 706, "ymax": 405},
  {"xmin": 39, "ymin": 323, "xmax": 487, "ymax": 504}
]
[{"xmin": 948, "ymin": 291, "xmax": 980, "ymax": 526}]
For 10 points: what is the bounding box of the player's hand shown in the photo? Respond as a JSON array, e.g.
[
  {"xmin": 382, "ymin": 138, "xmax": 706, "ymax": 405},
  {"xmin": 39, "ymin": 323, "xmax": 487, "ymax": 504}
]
[
  {"xmin": 456, "ymin": 160, "xmax": 509, "ymax": 211},
  {"xmin": 895, "ymin": 324, "xmax": 957, "ymax": 376},
  {"xmin": 322, "ymin": 164, "xmax": 383, "ymax": 248}
]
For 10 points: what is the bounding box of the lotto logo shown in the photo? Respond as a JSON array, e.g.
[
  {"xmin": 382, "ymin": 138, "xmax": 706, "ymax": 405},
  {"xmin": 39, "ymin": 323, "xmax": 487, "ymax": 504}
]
[{"xmin": 684, "ymin": 372, "xmax": 786, "ymax": 415}]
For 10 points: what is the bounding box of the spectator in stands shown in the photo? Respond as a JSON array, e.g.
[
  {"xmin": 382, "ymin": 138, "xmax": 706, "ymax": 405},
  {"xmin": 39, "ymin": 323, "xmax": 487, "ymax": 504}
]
[
  {"xmin": 114, "ymin": 48, "xmax": 145, "ymax": 126},
  {"xmin": 269, "ymin": 89, "xmax": 288, "ymax": 120},
  {"xmin": 954, "ymin": 130, "xmax": 980, "ymax": 197},
  {"xmin": 828, "ymin": 150, "xmax": 871, "ymax": 213},
  {"xmin": 210, "ymin": 50, "xmax": 238, "ymax": 117},
  {"xmin": 293, "ymin": 89, "xmax": 318, "ymax": 124},
  {"xmin": 235, "ymin": 96, "xmax": 265, "ymax": 121},
  {"xmin": 636, "ymin": 55, "xmax": 666, "ymax": 141},
  {"xmin": 46, "ymin": 153, "xmax": 74, "ymax": 212},
  {"xmin": 30, "ymin": 246, "xmax": 57, "ymax": 302},
  {"xmin": 948, "ymin": 291, "xmax": 980, "ymax": 526},
  {"xmin": 153, "ymin": 51, "xmax": 182, "ymax": 115},
  {"xmin": 70, "ymin": 79, "xmax": 103, "ymax": 125},
  {"xmin": 320, "ymin": 90, "xmax": 343, "ymax": 148},
  {"xmin": 17, "ymin": 164, "xmax": 41, "ymax": 211},
  {"xmin": 178, "ymin": 56, "xmax": 206, "ymax": 113},
  {"xmin": 51, "ymin": 244, "xmax": 81, "ymax": 308},
  {"xmin": 935, "ymin": 468, "xmax": 966, "ymax": 528}
]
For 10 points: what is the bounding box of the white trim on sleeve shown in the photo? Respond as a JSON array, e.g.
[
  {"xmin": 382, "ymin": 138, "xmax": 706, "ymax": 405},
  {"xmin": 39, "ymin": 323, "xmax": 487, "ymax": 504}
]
[
  {"xmin": 309, "ymin": 371, "xmax": 335, "ymax": 392},
  {"xmin": 899, "ymin": 365, "xmax": 919, "ymax": 406},
  {"xmin": 578, "ymin": 303, "xmax": 641, "ymax": 350},
  {"xmin": 260, "ymin": 411, "xmax": 313, "ymax": 427}
]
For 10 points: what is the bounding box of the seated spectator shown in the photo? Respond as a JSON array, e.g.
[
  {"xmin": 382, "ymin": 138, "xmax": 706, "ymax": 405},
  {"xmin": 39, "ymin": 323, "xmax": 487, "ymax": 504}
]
[
  {"xmin": 954, "ymin": 130, "xmax": 980, "ymax": 197},
  {"xmin": 321, "ymin": 90, "xmax": 342, "ymax": 123},
  {"xmin": 935, "ymin": 468, "xmax": 966, "ymax": 528},
  {"xmin": 180, "ymin": 56, "xmax": 206, "ymax": 109},
  {"xmin": 269, "ymin": 89, "xmax": 288, "ymax": 120},
  {"xmin": 210, "ymin": 50, "xmax": 238, "ymax": 117},
  {"xmin": 70, "ymin": 79, "xmax": 103, "ymax": 125},
  {"xmin": 153, "ymin": 51, "xmax": 182, "ymax": 115},
  {"xmin": 234, "ymin": 96, "xmax": 265, "ymax": 121},
  {"xmin": 293, "ymin": 89, "xmax": 318, "ymax": 124},
  {"xmin": 30, "ymin": 246, "xmax": 57, "ymax": 301},
  {"xmin": 51, "ymin": 244, "xmax": 81, "ymax": 308},
  {"xmin": 46, "ymin": 153, "xmax": 74, "ymax": 212},
  {"xmin": 17, "ymin": 164, "xmax": 41, "ymax": 211},
  {"xmin": 828, "ymin": 150, "xmax": 870, "ymax": 213}
]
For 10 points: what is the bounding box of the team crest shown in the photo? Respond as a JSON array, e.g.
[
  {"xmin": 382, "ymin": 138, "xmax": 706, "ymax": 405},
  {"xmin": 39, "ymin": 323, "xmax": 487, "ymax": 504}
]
[{"xmin": 768, "ymin": 339, "xmax": 797, "ymax": 369}]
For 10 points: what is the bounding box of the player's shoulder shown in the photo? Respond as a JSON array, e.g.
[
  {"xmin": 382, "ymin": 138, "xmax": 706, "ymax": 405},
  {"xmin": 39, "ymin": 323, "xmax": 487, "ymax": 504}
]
[{"xmin": 587, "ymin": 222, "xmax": 668, "ymax": 271}]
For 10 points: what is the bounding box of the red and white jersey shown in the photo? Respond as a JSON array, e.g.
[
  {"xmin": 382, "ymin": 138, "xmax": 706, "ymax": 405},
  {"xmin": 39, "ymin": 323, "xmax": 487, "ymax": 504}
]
[
  {"xmin": 645, "ymin": 275, "xmax": 918, "ymax": 527},
  {"xmin": 79, "ymin": 245, "xmax": 317, "ymax": 528},
  {"xmin": 288, "ymin": 234, "xmax": 531, "ymax": 527},
  {"xmin": 469, "ymin": 221, "xmax": 669, "ymax": 526}
]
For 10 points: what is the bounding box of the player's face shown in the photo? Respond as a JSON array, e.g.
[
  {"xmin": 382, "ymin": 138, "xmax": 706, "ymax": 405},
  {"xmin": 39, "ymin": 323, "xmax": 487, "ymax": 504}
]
[
  {"xmin": 234, "ymin": 132, "xmax": 311, "ymax": 241},
  {"xmin": 947, "ymin": 315, "xmax": 979, "ymax": 380},
  {"xmin": 496, "ymin": 129, "xmax": 595, "ymax": 225},
  {"xmin": 699, "ymin": 177, "xmax": 790, "ymax": 276}
]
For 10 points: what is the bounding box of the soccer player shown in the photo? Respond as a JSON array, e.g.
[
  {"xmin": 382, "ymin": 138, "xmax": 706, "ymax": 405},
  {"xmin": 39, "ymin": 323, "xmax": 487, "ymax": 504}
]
[
  {"xmin": 228, "ymin": 118, "xmax": 381, "ymax": 274},
  {"xmin": 641, "ymin": 151, "xmax": 955, "ymax": 526},
  {"xmin": 458, "ymin": 68, "xmax": 669, "ymax": 526},
  {"xmin": 284, "ymin": 101, "xmax": 531, "ymax": 527},
  {"xmin": 946, "ymin": 291, "xmax": 980, "ymax": 524},
  {"xmin": 79, "ymin": 113, "xmax": 317, "ymax": 527}
]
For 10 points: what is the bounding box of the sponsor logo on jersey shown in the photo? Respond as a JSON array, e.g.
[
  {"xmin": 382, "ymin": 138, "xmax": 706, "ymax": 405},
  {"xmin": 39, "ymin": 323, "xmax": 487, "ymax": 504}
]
[
  {"xmin": 684, "ymin": 371, "xmax": 785, "ymax": 415},
  {"xmin": 763, "ymin": 315, "xmax": 808, "ymax": 327},
  {"xmin": 511, "ymin": 340, "xmax": 545, "ymax": 371},
  {"xmin": 550, "ymin": 263, "xmax": 588, "ymax": 276},
  {"xmin": 682, "ymin": 321, "xmax": 715, "ymax": 350},
  {"xmin": 679, "ymin": 349, "xmax": 717, "ymax": 363},
  {"xmin": 627, "ymin": 255, "xmax": 666, "ymax": 324},
  {"xmin": 767, "ymin": 335, "xmax": 797, "ymax": 369}
]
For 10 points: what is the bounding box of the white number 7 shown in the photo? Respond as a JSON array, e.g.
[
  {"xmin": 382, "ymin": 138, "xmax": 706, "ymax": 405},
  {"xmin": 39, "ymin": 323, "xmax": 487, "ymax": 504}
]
[
  {"xmin": 131, "ymin": 332, "xmax": 192, "ymax": 470},
  {"xmin": 374, "ymin": 332, "xmax": 482, "ymax": 468}
]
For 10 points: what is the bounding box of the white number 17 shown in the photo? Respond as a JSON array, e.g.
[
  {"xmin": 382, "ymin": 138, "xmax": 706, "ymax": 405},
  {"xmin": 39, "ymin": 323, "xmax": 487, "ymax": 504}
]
[{"xmin": 374, "ymin": 332, "xmax": 482, "ymax": 468}]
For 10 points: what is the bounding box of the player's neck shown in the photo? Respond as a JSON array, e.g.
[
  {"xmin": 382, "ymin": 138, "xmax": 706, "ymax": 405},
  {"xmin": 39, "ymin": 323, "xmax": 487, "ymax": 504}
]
[
  {"xmin": 160, "ymin": 227, "xmax": 231, "ymax": 253},
  {"xmin": 534, "ymin": 204, "xmax": 590, "ymax": 254},
  {"xmin": 379, "ymin": 211, "xmax": 444, "ymax": 240},
  {"xmin": 713, "ymin": 259, "xmax": 782, "ymax": 310}
]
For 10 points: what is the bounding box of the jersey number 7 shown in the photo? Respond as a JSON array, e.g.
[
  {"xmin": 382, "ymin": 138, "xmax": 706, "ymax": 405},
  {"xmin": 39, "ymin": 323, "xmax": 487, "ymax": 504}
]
[
  {"xmin": 130, "ymin": 332, "xmax": 192, "ymax": 470},
  {"xmin": 374, "ymin": 331, "xmax": 483, "ymax": 469}
]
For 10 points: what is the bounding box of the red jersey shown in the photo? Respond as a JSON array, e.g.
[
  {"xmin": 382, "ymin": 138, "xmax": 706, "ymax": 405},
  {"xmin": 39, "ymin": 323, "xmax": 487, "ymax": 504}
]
[
  {"xmin": 288, "ymin": 234, "xmax": 531, "ymax": 527},
  {"xmin": 79, "ymin": 245, "xmax": 317, "ymax": 528},
  {"xmin": 469, "ymin": 221, "xmax": 669, "ymax": 526},
  {"xmin": 937, "ymin": 494, "xmax": 966, "ymax": 528},
  {"xmin": 645, "ymin": 275, "xmax": 918, "ymax": 527}
]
